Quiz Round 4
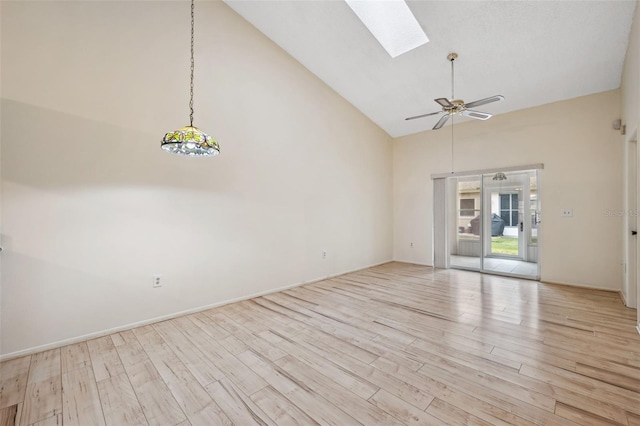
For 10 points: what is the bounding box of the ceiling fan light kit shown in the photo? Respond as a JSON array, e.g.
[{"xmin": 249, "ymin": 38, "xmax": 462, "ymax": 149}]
[{"xmin": 405, "ymin": 52, "xmax": 504, "ymax": 130}]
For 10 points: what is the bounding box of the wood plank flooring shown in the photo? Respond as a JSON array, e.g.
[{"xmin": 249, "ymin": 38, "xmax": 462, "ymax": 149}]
[{"xmin": 1, "ymin": 262, "xmax": 639, "ymax": 425}]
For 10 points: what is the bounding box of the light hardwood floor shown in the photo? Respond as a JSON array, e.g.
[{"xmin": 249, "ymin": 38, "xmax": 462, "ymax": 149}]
[{"xmin": 1, "ymin": 262, "xmax": 639, "ymax": 425}]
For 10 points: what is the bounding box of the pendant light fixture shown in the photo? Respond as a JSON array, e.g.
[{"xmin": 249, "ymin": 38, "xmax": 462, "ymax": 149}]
[
  {"xmin": 161, "ymin": 0, "xmax": 220, "ymax": 157},
  {"xmin": 492, "ymin": 172, "xmax": 507, "ymax": 181}
]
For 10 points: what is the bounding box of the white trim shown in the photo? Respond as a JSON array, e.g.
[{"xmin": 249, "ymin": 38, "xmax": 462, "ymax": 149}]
[
  {"xmin": 636, "ymin": 324, "xmax": 640, "ymax": 336},
  {"xmin": 392, "ymin": 259, "xmax": 433, "ymax": 268},
  {"xmin": 431, "ymin": 163, "xmax": 544, "ymax": 180},
  {"xmin": 0, "ymin": 260, "xmax": 391, "ymax": 361},
  {"xmin": 620, "ymin": 290, "xmax": 628, "ymax": 306},
  {"xmin": 540, "ymin": 279, "xmax": 620, "ymax": 293}
]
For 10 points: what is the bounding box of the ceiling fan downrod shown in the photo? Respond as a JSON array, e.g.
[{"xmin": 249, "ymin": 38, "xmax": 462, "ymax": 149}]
[{"xmin": 448, "ymin": 52, "xmax": 457, "ymax": 101}]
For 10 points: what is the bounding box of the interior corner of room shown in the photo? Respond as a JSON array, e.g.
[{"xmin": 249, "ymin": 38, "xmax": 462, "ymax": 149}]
[{"xmin": 0, "ymin": 0, "xmax": 639, "ymax": 361}]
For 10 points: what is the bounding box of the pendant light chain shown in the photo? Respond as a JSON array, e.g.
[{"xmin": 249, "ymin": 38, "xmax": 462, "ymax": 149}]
[
  {"xmin": 189, "ymin": 0, "xmax": 195, "ymax": 127},
  {"xmin": 451, "ymin": 115, "xmax": 454, "ymax": 174},
  {"xmin": 161, "ymin": 0, "xmax": 219, "ymax": 157}
]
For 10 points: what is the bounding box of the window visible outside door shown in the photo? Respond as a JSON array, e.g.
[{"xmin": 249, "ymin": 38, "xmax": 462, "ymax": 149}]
[{"xmin": 499, "ymin": 193, "xmax": 518, "ymax": 227}]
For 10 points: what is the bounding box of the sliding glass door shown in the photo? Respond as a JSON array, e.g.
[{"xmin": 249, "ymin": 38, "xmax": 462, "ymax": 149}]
[{"xmin": 448, "ymin": 169, "xmax": 540, "ymax": 279}]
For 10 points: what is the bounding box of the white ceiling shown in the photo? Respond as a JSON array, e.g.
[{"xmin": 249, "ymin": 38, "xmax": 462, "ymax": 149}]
[{"xmin": 224, "ymin": 0, "xmax": 636, "ymax": 138}]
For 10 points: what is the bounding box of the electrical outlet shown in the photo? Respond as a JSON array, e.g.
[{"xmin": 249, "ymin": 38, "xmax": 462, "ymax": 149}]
[
  {"xmin": 322, "ymin": 251, "xmax": 327, "ymax": 259},
  {"xmin": 560, "ymin": 208, "xmax": 573, "ymax": 217},
  {"xmin": 152, "ymin": 274, "xmax": 162, "ymax": 288}
]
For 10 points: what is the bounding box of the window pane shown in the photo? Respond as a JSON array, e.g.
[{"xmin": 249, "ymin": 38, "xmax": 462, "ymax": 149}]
[
  {"xmin": 512, "ymin": 211, "xmax": 518, "ymax": 226},
  {"xmin": 460, "ymin": 199, "xmax": 475, "ymax": 217},
  {"xmin": 501, "ymin": 212, "xmax": 510, "ymax": 226},
  {"xmin": 511, "ymin": 194, "xmax": 518, "ymax": 209}
]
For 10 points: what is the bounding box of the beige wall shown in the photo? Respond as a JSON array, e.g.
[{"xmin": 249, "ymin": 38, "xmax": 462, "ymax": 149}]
[
  {"xmin": 393, "ymin": 90, "xmax": 623, "ymax": 290},
  {"xmin": 0, "ymin": 1, "xmax": 393, "ymax": 356}
]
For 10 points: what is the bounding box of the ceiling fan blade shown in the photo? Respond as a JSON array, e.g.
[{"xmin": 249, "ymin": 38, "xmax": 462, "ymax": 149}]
[
  {"xmin": 462, "ymin": 110, "xmax": 492, "ymax": 120},
  {"xmin": 405, "ymin": 111, "xmax": 442, "ymax": 121},
  {"xmin": 464, "ymin": 95, "xmax": 504, "ymax": 109},
  {"xmin": 432, "ymin": 114, "xmax": 450, "ymax": 130},
  {"xmin": 435, "ymin": 98, "xmax": 453, "ymax": 108}
]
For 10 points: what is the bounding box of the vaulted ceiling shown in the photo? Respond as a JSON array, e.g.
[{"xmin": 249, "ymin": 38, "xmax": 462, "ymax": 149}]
[{"xmin": 225, "ymin": 0, "xmax": 636, "ymax": 137}]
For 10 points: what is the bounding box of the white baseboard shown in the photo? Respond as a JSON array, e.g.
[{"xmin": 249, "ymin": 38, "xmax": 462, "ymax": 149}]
[
  {"xmin": 392, "ymin": 259, "xmax": 433, "ymax": 268},
  {"xmin": 620, "ymin": 290, "xmax": 628, "ymax": 306},
  {"xmin": 0, "ymin": 260, "xmax": 392, "ymax": 361},
  {"xmin": 637, "ymin": 324, "xmax": 640, "ymax": 336},
  {"xmin": 539, "ymin": 279, "xmax": 620, "ymax": 293}
]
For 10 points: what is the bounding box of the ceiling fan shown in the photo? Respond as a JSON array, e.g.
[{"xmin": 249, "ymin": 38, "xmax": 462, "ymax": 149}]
[{"xmin": 405, "ymin": 53, "xmax": 504, "ymax": 130}]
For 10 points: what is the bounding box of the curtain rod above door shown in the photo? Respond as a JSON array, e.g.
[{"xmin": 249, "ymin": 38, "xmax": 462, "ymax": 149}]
[{"xmin": 431, "ymin": 163, "xmax": 544, "ymax": 180}]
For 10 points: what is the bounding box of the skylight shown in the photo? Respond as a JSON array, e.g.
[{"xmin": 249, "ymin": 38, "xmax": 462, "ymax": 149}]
[{"xmin": 345, "ymin": 0, "xmax": 428, "ymax": 58}]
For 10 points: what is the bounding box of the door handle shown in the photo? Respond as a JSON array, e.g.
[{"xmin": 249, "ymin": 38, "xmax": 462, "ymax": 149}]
[
  {"xmin": 633, "ymin": 231, "xmax": 637, "ymax": 236},
  {"xmin": 520, "ymin": 222, "xmax": 524, "ymax": 232}
]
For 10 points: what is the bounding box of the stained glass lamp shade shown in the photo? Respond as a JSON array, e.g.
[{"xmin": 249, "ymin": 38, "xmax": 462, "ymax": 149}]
[{"xmin": 162, "ymin": 126, "xmax": 219, "ymax": 157}]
